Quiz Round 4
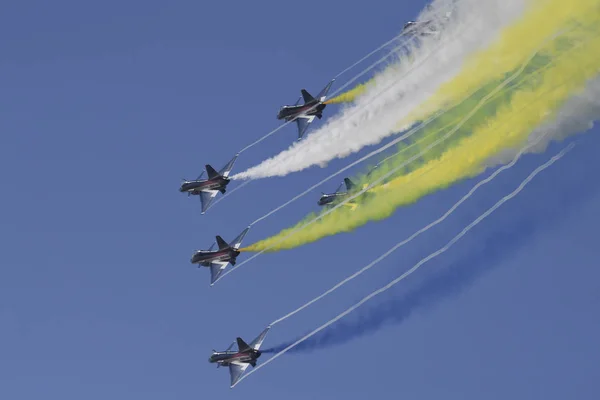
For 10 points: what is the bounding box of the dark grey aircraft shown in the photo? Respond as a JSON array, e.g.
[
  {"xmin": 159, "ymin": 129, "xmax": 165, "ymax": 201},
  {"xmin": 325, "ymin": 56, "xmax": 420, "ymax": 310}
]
[
  {"xmin": 318, "ymin": 178, "xmax": 356, "ymax": 207},
  {"xmin": 209, "ymin": 326, "xmax": 271, "ymax": 387},
  {"xmin": 190, "ymin": 227, "xmax": 250, "ymax": 285},
  {"xmin": 402, "ymin": 10, "xmax": 452, "ymax": 36},
  {"xmin": 277, "ymin": 79, "xmax": 335, "ymax": 140},
  {"xmin": 179, "ymin": 154, "xmax": 239, "ymax": 214}
]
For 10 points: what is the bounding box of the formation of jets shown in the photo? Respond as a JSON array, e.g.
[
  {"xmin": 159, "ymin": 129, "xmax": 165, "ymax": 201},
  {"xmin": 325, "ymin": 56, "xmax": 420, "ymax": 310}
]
[
  {"xmin": 177, "ymin": 80, "xmax": 338, "ymax": 386},
  {"xmin": 176, "ymin": 12, "xmax": 447, "ymax": 388}
]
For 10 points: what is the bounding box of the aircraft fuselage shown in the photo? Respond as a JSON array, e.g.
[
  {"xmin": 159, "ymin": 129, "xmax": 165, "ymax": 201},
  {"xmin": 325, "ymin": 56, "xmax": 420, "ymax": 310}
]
[
  {"xmin": 318, "ymin": 192, "xmax": 348, "ymax": 206},
  {"xmin": 179, "ymin": 177, "xmax": 230, "ymax": 195},
  {"xmin": 209, "ymin": 349, "xmax": 261, "ymax": 366},
  {"xmin": 191, "ymin": 248, "xmax": 239, "ymax": 265},
  {"xmin": 277, "ymin": 101, "xmax": 326, "ymax": 121}
]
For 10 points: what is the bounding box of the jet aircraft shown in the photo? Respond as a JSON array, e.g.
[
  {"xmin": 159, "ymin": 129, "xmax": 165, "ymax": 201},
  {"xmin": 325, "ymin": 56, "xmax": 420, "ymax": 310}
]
[
  {"xmin": 277, "ymin": 79, "xmax": 335, "ymax": 140},
  {"xmin": 209, "ymin": 326, "xmax": 271, "ymax": 387},
  {"xmin": 190, "ymin": 227, "xmax": 250, "ymax": 285},
  {"xmin": 402, "ymin": 10, "xmax": 452, "ymax": 36},
  {"xmin": 317, "ymin": 178, "xmax": 358, "ymax": 210},
  {"xmin": 179, "ymin": 154, "xmax": 239, "ymax": 214}
]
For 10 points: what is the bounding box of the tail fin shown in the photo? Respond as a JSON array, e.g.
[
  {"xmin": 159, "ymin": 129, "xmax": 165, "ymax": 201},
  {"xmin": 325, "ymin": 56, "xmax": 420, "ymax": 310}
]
[
  {"xmin": 344, "ymin": 178, "xmax": 355, "ymax": 191},
  {"xmin": 236, "ymin": 337, "xmax": 252, "ymax": 352},
  {"xmin": 216, "ymin": 236, "xmax": 229, "ymax": 250},
  {"xmin": 206, "ymin": 164, "xmax": 220, "ymax": 180},
  {"xmin": 301, "ymin": 89, "xmax": 315, "ymax": 104}
]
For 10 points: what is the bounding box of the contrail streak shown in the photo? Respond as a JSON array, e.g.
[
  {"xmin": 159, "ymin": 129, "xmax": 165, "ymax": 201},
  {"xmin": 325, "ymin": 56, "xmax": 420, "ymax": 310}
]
[
  {"xmin": 233, "ymin": 0, "xmax": 528, "ymax": 179},
  {"xmin": 268, "ymin": 131, "xmax": 547, "ymax": 326},
  {"xmin": 214, "ymin": 32, "xmax": 563, "ymax": 283},
  {"xmin": 240, "ymin": 25, "xmax": 599, "ymax": 254},
  {"xmin": 209, "ymin": 180, "xmax": 252, "ymax": 210},
  {"xmin": 235, "ymin": 2, "xmax": 455, "ymax": 155},
  {"xmin": 233, "ymin": 14, "xmax": 473, "ymax": 173},
  {"xmin": 232, "ymin": 143, "xmax": 574, "ymax": 387}
]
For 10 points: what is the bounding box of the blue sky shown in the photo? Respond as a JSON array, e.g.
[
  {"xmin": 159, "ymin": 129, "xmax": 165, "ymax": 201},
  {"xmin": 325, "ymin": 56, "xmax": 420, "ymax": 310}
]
[{"xmin": 1, "ymin": 1, "xmax": 599, "ymax": 399}]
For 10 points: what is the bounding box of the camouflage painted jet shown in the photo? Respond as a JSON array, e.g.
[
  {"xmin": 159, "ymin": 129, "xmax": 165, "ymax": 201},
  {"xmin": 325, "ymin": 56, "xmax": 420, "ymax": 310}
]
[
  {"xmin": 179, "ymin": 154, "xmax": 238, "ymax": 214},
  {"xmin": 190, "ymin": 227, "xmax": 250, "ymax": 285},
  {"xmin": 277, "ymin": 79, "xmax": 335, "ymax": 140},
  {"xmin": 209, "ymin": 326, "xmax": 271, "ymax": 387}
]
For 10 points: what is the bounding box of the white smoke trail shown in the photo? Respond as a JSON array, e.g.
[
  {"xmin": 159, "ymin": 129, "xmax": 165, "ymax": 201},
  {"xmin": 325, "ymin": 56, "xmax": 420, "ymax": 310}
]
[
  {"xmin": 234, "ymin": 0, "xmax": 528, "ymax": 179},
  {"xmin": 215, "ymin": 35, "xmax": 562, "ymax": 284},
  {"xmin": 232, "ymin": 143, "xmax": 574, "ymax": 387},
  {"xmin": 268, "ymin": 131, "xmax": 548, "ymax": 326},
  {"xmin": 236, "ymin": 1, "xmax": 459, "ymax": 155}
]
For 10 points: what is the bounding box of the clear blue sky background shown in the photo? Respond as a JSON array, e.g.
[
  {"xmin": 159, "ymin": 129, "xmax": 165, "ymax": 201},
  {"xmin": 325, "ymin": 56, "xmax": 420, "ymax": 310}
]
[{"xmin": 1, "ymin": 1, "xmax": 599, "ymax": 399}]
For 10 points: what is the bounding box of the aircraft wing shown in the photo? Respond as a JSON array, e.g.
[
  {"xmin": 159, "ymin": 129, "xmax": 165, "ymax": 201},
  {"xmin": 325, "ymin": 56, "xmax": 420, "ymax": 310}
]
[
  {"xmin": 209, "ymin": 261, "xmax": 230, "ymax": 285},
  {"xmin": 296, "ymin": 115, "xmax": 315, "ymax": 140},
  {"xmin": 249, "ymin": 325, "xmax": 271, "ymax": 350},
  {"xmin": 230, "ymin": 227, "xmax": 251, "ymax": 249},
  {"xmin": 199, "ymin": 190, "xmax": 219, "ymax": 214},
  {"xmin": 317, "ymin": 79, "xmax": 335, "ymax": 100},
  {"xmin": 229, "ymin": 362, "xmax": 250, "ymax": 387},
  {"xmin": 219, "ymin": 154, "xmax": 239, "ymax": 178}
]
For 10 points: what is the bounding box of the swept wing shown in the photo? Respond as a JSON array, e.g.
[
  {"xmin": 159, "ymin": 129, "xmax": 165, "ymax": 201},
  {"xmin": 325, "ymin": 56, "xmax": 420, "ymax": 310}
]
[
  {"xmin": 200, "ymin": 190, "xmax": 219, "ymax": 214},
  {"xmin": 296, "ymin": 115, "xmax": 315, "ymax": 140},
  {"xmin": 249, "ymin": 325, "xmax": 271, "ymax": 350},
  {"xmin": 219, "ymin": 154, "xmax": 239, "ymax": 178},
  {"xmin": 209, "ymin": 261, "xmax": 230, "ymax": 285},
  {"xmin": 229, "ymin": 362, "xmax": 250, "ymax": 387}
]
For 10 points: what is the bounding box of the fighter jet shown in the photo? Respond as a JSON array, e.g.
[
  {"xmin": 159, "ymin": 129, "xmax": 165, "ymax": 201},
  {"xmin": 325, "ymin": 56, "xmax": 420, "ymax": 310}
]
[
  {"xmin": 190, "ymin": 226, "xmax": 250, "ymax": 285},
  {"xmin": 402, "ymin": 10, "xmax": 452, "ymax": 36},
  {"xmin": 209, "ymin": 326, "xmax": 271, "ymax": 387},
  {"xmin": 318, "ymin": 178, "xmax": 358, "ymax": 210},
  {"xmin": 179, "ymin": 154, "xmax": 239, "ymax": 214},
  {"xmin": 277, "ymin": 79, "xmax": 335, "ymax": 140}
]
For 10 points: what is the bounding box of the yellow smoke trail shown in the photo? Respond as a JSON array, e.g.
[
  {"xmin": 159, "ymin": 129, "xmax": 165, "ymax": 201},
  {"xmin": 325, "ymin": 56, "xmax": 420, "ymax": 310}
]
[
  {"xmin": 242, "ymin": 4, "xmax": 600, "ymax": 253},
  {"xmin": 325, "ymin": 81, "xmax": 373, "ymax": 104},
  {"xmin": 406, "ymin": 0, "xmax": 600, "ymax": 122}
]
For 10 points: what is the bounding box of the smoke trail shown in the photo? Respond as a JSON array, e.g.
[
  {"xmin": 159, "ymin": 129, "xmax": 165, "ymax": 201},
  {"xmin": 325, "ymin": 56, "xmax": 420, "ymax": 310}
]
[
  {"xmin": 264, "ymin": 132, "xmax": 548, "ymax": 327},
  {"xmin": 242, "ymin": 23, "xmax": 600, "ymax": 253},
  {"xmin": 264, "ymin": 133, "xmax": 600, "ymax": 354},
  {"xmin": 232, "ymin": 144, "xmax": 574, "ymax": 387},
  {"xmin": 234, "ymin": 2, "xmax": 434, "ymax": 155},
  {"xmin": 232, "ymin": 0, "xmax": 530, "ymax": 179},
  {"xmin": 325, "ymin": 81, "xmax": 372, "ymax": 104},
  {"xmin": 489, "ymin": 76, "xmax": 600, "ymax": 166}
]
